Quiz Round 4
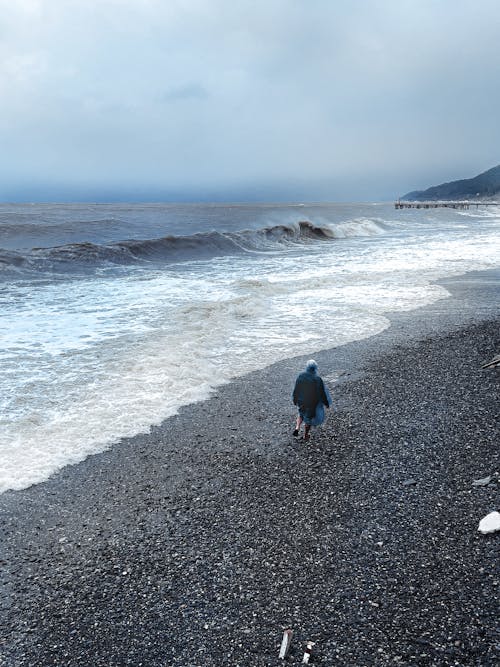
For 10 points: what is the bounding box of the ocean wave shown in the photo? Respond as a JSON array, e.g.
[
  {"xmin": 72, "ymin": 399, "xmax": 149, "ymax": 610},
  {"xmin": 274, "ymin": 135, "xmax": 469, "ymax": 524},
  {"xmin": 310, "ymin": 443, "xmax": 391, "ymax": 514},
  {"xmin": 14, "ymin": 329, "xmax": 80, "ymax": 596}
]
[
  {"xmin": 0, "ymin": 217, "xmax": 122, "ymax": 233},
  {"xmin": 328, "ymin": 217, "xmax": 389, "ymax": 237},
  {"xmin": 0, "ymin": 218, "xmax": 386, "ymax": 276}
]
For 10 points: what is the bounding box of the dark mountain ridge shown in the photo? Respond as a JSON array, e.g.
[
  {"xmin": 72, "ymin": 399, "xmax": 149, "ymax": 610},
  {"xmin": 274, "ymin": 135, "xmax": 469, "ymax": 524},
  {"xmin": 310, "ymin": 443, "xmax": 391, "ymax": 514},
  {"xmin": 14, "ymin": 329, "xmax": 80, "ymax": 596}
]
[{"xmin": 402, "ymin": 164, "xmax": 500, "ymax": 200}]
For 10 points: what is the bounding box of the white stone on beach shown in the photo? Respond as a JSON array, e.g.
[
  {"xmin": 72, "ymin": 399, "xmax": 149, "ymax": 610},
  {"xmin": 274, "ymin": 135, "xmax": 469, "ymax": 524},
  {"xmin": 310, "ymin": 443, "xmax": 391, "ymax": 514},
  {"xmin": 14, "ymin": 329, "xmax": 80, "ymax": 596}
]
[{"xmin": 478, "ymin": 511, "xmax": 500, "ymax": 534}]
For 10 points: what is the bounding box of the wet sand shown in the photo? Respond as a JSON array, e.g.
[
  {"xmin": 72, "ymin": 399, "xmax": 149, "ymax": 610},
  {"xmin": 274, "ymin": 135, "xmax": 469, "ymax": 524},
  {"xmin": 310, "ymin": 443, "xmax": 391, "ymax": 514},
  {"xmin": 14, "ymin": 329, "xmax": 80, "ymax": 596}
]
[{"xmin": 1, "ymin": 270, "xmax": 499, "ymax": 666}]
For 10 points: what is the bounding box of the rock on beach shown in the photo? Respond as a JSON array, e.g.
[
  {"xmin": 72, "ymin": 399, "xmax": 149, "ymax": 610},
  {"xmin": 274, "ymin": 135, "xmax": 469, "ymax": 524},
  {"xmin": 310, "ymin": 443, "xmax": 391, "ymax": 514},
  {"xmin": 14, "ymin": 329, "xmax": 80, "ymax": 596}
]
[{"xmin": 478, "ymin": 511, "xmax": 500, "ymax": 534}]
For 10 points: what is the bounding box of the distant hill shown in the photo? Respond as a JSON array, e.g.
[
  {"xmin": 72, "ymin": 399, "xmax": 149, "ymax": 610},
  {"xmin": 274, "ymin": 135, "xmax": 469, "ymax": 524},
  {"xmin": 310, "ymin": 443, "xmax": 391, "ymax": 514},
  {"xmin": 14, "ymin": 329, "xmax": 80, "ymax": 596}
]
[{"xmin": 402, "ymin": 164, "xmax": 500, "ymax": 200}]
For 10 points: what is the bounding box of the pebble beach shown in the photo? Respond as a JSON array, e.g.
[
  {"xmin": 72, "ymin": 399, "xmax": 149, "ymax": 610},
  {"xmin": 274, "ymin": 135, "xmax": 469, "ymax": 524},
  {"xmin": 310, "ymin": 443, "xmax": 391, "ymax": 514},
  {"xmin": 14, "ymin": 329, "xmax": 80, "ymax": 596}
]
[{"xmin": 1, "ymin": 270, "xmax": 499, "ymax": 667}]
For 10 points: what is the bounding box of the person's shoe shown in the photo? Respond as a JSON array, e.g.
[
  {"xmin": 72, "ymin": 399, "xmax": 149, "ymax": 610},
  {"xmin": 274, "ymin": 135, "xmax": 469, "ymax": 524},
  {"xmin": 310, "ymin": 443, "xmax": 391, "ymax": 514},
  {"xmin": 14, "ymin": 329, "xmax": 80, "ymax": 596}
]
[
  {"xmin": 304, "ymin": 431, "xmax": 310, "ymax": 441},
  {"xmin": 293, "ymin": 429, "xmax": 299, "ymax": 437}
]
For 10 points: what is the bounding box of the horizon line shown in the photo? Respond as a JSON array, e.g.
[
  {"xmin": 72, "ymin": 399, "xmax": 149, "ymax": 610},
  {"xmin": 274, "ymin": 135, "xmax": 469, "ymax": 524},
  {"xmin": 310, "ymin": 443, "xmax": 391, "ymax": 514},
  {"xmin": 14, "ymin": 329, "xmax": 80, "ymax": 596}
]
[{"xmin": 0, "ymin": 198, "xmax": 393, "ymax": 205}]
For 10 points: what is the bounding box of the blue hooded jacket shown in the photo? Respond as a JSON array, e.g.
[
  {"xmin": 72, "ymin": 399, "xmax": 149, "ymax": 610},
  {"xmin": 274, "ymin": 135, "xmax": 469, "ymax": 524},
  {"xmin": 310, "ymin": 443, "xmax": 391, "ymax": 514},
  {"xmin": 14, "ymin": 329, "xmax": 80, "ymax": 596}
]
[{"xmin": 292, "ymin": 363, "xmax": 331, "ymax": 426}]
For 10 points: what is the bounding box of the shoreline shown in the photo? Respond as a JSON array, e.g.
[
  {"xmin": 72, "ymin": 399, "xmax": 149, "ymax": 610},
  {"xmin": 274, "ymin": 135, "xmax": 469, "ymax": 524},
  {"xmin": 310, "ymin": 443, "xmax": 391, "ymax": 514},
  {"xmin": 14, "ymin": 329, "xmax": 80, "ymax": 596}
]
[
  {"xmin": 1, "ymin": 268, "xmax": 499, "ymax": 666},
  {"xmin": 2, "ymin": 267, "xmax": 499, "ymax": 497}
]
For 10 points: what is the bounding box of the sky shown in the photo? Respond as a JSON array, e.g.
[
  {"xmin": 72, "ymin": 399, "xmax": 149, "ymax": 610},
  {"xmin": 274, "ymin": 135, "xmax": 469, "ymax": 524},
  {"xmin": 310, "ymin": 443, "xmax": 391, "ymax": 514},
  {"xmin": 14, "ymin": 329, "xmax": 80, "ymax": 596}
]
[{"xmin": 1, "ymin": 0, "xmax": 500, "ymax": 202}]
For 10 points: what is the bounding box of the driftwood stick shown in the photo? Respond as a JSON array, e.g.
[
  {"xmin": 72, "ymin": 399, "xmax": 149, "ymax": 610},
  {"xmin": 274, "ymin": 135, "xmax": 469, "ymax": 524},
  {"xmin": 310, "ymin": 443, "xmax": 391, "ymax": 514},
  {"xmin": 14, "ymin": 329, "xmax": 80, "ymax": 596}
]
[
  {"xmin": 279, "ymin": 629, "xmax": 293, "ymax": 659},
  {"xmin": 482, "ymin": 353, "xmax": 500, "ymax": 369}
]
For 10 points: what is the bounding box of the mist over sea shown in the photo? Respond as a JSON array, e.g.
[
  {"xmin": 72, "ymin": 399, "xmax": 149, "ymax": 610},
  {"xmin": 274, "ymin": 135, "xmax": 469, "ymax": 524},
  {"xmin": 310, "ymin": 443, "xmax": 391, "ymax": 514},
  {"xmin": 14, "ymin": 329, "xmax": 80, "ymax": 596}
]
[{"xmin": 1, "ymin": 201, "xmax": 499, "ymax": 493}]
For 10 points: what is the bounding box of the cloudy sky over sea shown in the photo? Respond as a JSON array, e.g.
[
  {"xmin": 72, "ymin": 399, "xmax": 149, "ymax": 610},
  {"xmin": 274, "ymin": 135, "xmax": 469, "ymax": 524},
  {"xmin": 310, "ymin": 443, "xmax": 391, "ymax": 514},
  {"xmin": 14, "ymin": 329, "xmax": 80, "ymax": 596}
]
[{"xmin": 2, "ymin": 0, "xmax": 500, "ymax": 201}]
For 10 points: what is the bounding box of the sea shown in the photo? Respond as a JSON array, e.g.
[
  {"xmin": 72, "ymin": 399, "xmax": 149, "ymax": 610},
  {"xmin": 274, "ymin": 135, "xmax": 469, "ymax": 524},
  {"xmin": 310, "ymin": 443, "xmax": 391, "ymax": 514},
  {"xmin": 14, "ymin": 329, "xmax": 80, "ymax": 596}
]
[{"xmin": 1, "ymin": 201, "xmax": 499, "ymax": 493}]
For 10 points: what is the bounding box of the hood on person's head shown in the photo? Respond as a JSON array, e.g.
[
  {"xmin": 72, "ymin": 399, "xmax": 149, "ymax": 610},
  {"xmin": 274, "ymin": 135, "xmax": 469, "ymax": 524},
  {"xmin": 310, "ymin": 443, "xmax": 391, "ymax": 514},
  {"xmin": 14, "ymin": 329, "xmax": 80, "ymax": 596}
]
[{"xmin": 306, "ymin": 359, "xmax": 318, "ymax": 373}]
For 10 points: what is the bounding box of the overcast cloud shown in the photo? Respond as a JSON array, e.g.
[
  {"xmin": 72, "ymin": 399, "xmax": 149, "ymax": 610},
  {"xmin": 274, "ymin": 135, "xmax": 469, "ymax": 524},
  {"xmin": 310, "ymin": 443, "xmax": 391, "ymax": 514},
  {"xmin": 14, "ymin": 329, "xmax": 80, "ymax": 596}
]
[{"xmin": 1, "ymin": 0, "xmax": 500, "ymax": 201}]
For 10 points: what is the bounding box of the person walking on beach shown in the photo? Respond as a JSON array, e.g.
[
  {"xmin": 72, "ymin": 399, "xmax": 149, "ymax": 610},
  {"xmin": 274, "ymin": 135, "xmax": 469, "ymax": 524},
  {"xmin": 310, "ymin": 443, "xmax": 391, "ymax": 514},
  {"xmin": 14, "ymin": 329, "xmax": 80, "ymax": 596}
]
[{"xmin": 292, "ymin": 359, "xmax": 331, "ymax": 441}]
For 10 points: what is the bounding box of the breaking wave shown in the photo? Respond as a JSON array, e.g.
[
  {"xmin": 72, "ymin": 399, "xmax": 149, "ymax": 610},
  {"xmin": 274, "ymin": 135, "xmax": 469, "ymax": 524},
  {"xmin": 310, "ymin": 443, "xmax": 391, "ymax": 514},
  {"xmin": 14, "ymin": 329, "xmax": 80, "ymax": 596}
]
[{"xmin": 0, "ymin": 218, "xmax": 387, "ymax": 276}]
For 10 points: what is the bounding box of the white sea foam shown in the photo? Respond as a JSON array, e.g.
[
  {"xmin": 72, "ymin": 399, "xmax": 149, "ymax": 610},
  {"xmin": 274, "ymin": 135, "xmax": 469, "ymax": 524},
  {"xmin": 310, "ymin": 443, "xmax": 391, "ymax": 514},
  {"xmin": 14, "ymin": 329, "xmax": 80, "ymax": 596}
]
[
  {"xmin": 1, "ymin": 203, "xmax": 499, "ymax": 492},
  {"xmin": 324, "ymin": 217, "xmax": 388, "ymax": 238}
]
